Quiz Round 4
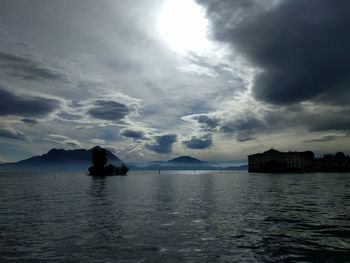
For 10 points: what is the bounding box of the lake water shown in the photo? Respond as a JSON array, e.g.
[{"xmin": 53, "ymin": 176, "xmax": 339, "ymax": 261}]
[{"xmin": 1, "ymin": 171, "xmax": 350, "ymax": 262}]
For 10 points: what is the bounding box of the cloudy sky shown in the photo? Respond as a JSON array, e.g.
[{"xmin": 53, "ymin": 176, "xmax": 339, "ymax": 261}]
[{"xmin": 0, "ymin": 0, "xmax": 349, "ymax": 163}]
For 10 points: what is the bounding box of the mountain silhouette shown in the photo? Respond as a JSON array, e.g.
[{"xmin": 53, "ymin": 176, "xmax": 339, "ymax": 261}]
[
  {"xmin": 167, "ymin": 156, "xmax": 206, "ymax": 164},
  {"xmin": 123, "ymin": 155, "xmax": 247, "ymax": 171},
  {"xmin": 0, "ymin": 150, "xmax": 248, "ymax": 172},
  {"xmin": 0, "ymin": 146, "xmax": 121, "ymax": 171}
]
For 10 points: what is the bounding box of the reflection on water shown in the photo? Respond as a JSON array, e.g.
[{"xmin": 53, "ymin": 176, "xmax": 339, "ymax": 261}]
[
  {"xmin": 89, "ymin": 176, "xmax": 107, "ymax": 197},
  {"xmin": 0, "ymin": 171, "xmax": 350, "ymax": 262}
]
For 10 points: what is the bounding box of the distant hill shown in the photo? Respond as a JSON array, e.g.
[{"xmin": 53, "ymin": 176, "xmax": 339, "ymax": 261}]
[
  {"xmin": 0, "ymin": 146, "xmax": 121, "ymax": 171},
  {"xmin": 127, "ymin": 156, "xmax": 247, "ymax": 171},
  {"xmin": 0, "ymin": 150, "xmax": 248, "ymax": 172},
  {"xmin": 167, "ymin": 156, "xmax": 206, "ymax": 164},
  {"xmin": 150, "ymin": 161, "xmax": 166, "ymax": 165}
]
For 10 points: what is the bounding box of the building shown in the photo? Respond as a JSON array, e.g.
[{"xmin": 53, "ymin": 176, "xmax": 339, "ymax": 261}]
[{"xmin": 248, "ymin": 149, "xmax": 314, "ymax": 172}]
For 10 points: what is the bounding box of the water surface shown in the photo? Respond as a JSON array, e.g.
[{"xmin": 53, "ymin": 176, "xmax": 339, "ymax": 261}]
[{"xmin": 1, "ymin": 171, "xmax": 350, "ymax": 262}]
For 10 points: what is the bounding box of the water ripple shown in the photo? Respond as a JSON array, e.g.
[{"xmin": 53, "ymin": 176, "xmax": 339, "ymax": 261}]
[{"xmin": 0, "ymin": 171, "xmax": 349, "ymax": 262}]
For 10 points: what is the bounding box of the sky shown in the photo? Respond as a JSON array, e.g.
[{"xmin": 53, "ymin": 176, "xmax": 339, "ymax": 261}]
[{"xmin": 0, "ymin": 0, "xmax": 350, "ymax": 163}]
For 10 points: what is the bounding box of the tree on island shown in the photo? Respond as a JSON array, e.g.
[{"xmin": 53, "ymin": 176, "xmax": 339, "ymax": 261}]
[
  {"xmin": 88, "ymin": 147, "xmax": 129, "ymax": 176},
  {"xmin": 320, "ymin": 152, "xmax": 350, "ymax": 172}
]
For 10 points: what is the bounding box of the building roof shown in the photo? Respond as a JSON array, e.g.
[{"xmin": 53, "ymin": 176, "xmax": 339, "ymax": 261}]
[
  {"xmin": 263, "ymin": 148, "xmax": 281, "ymax": 154},
  {"xmin": 248, "ymin": 148, "xmax": 314, "ymax": 158}
]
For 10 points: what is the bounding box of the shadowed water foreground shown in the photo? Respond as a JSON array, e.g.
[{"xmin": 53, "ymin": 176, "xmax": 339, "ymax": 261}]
[{"xmin": 1, "ymin": 171, "xmax": 350, "ymax": 262}]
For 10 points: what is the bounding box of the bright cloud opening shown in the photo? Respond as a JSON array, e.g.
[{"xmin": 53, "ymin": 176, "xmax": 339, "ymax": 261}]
[{"xmin": 157, "ymin": 0, "xmax": 211, "ymax": 54}]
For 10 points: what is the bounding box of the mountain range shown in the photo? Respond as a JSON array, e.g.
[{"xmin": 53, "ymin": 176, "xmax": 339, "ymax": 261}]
[
  {"xmin": 0, "ymin": 146, "xmax": 121, "ymax": 171},
  {"xmin": 0, "ymin": 147, "xmax": 247, "ymax": 171}
]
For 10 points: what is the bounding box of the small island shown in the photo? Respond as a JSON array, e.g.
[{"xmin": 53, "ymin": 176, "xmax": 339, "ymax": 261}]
[{"xmin": 88, "ymin": 147, "xmax": 129, "ymax": 176}]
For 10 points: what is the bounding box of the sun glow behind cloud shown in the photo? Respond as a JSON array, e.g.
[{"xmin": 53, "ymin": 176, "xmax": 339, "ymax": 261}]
[{"xmin": 157, "ymin": 0, "xmax": 211, "ymax": 54}]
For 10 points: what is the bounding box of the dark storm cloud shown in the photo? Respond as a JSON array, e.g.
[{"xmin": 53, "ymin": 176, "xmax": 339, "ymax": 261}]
[
  {"xmin": 182, "ymin": 134, "xmax": 213, "ymax": 149},
  {"xmin": 220, "ymin": 115, "xmax": 265, "ymax": 141},
  {"xmin": 220, "ymin": 116, "xmax": 264, "ymax": 133},
  {"xmin": 120, "ymin": 129, "xmax": 147, "ymax": 140},
  {"xmin": 263, "ymin": 107, "xmax": 350, "ymax": 133},
  {"xmin": 0, "ymin": 51, "xmax": 65, "ymax": 81},
  {"xmin": 188, "ymin": 105, "xmax": 350, "ymax": 142},
  {"xmin": 0, "ymin": 87, "xmax": 60, "ymax": 117},
  {"xmin": 88, "ymin": 100, "xmax": 129, "ymax": 121},
  {"xmin": 145, "ymin": 134, "xmax": 177, "ymax": 154},
  {"xmin": 21, "ymin": 118, "xmax": 38, "ymax": 125},
  {"xmin": 303, "ymin": 136, "xmax": 338, "ymax": 143},
  {"xmin": 188, "ymin": 112, "xmax": 265, "ymax": 142},
  {"xmin": 199, "ymin": 0, "xmax": 350, "ymax": 105},
  {"xmin": 262, "ymin": 105, "xmax": 350, "ymax": 137},
  {"xmin": 197, "ymin": 0, "xmax": 261, "ymax": 35},
  {"xmin": 184, "ymin": 114, "xmax": 221, "ymax": 132},
  {"xmin": 308, "ymin": 112, "xmax": 350, "ymax": 132},
  {"xmin": 197, "ymin": 115, "xmax": 221, "ymax": 130},
  {"xmin": 0, "ymin": 127, "xmax": 25, "ymax": 140}
]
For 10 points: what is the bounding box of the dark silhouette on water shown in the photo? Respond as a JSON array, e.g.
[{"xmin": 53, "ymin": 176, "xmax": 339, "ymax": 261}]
[
  {"xmin": 0, "ymin": 149, "xmax": 248, "ymax": 171},
  {"xmin": 315, "ymin": 152, "xmax": 350, "ymax": 172},
  {"xmin": 88, "ymin": 147, "xmax": 128, "ymax": 176},
  {"xmin": 249, "ymin": 148, "xmax": 350, "ymax": 173},
  {"xmin": 0, "ymin": 146, "xmax": 122, "ymax": 171}
]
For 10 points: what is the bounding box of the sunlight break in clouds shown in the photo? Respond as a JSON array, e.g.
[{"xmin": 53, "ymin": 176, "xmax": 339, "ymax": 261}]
[{"xmin": 157, "ymin": 0, "xmax": 211, "ymax": 54}]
